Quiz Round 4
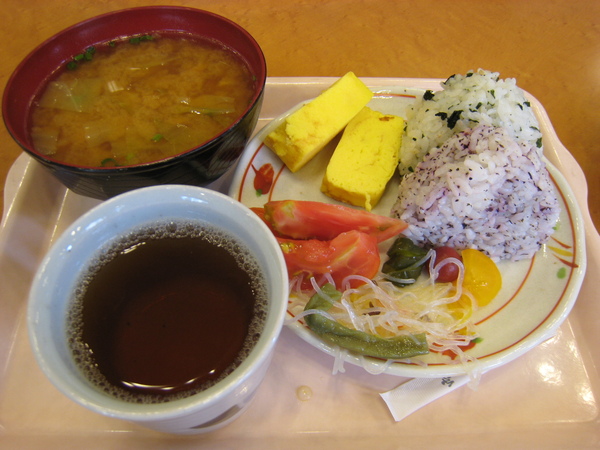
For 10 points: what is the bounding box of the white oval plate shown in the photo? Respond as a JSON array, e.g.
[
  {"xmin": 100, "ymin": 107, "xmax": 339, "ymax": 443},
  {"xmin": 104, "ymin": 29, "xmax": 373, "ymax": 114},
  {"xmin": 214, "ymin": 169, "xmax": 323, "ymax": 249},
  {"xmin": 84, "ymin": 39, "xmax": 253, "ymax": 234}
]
[{"xmin": 228, "ymin": 86, "xmax": 587, "ymax": 377}]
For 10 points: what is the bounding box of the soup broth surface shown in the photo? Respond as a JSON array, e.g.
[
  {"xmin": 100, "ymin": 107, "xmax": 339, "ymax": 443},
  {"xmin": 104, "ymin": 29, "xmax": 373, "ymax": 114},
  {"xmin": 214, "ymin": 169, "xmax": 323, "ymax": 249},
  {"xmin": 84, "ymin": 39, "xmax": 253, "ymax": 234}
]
[
  {"xmin": 30, "ymin": 35, "xmax": 255, "ymax": 167},
  {"xmin": 67, "ymin": 221, "xmax": 268, "ymax": 404}
]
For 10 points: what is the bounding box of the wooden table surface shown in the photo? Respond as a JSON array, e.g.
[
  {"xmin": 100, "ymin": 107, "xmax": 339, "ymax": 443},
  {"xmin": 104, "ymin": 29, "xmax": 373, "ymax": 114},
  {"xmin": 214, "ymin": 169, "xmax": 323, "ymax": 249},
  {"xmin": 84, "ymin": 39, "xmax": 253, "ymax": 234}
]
[{"xmin": 1, "ymin": 0, "xmax": 598, "ymax": 231}]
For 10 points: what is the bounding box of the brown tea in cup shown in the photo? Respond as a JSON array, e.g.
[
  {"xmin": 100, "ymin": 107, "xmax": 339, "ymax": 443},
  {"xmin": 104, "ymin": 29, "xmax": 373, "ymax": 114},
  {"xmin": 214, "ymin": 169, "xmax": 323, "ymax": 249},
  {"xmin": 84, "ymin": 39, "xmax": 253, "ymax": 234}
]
[{"xmin": 67, "ymin": 220, "xmax": 268, "ymax": 404}]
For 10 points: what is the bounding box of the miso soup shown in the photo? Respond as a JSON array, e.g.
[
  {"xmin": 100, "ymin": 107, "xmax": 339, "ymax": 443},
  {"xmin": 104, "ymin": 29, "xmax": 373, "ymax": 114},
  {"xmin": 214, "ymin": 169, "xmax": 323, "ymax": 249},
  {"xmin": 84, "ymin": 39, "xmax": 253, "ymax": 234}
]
[{"xmin": 30, "ymin": 34, "xmax": 256, "ymax": 167}]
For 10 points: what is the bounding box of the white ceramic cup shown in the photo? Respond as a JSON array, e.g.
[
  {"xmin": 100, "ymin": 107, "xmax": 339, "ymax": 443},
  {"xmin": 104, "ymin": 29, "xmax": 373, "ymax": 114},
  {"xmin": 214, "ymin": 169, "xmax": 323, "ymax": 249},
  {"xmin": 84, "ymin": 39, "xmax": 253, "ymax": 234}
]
[{"xmin": 27, "ymin": 185, "xmax": 288, "ymax": 434}]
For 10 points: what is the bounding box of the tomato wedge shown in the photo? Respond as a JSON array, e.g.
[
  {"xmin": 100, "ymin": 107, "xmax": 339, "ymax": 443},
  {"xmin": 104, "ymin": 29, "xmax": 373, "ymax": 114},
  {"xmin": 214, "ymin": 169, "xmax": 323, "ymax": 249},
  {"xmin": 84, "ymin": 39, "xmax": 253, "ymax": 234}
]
[
  {"xmin": 278, "ymin": 230, "xmax": 380, "ymax": 289},
  {"xmin": 263, "ymin": 200, "xmax": 406, "ymax": 243},
  {"xmin": 250, "ymin": 207, "xmax": 286, "ymax": 238}
]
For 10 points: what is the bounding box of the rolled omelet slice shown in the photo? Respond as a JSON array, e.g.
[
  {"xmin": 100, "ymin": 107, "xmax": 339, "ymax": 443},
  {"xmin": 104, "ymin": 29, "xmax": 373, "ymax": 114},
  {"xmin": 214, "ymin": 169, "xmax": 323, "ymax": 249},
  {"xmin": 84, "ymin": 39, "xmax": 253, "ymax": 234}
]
[
  {"xmin": 264, "ymin": 72, "xmax": 373, "ymax": 172},
  {"xmin": 321, "ymin": 106, "xmax": 404, "ymax": 211}
]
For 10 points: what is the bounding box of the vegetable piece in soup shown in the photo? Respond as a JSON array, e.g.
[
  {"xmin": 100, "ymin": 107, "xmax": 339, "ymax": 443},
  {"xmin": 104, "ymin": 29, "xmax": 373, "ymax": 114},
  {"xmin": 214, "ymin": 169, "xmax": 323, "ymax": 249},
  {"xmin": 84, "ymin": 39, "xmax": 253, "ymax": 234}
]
[{"xmin": 30, "ymin": 35, "xmax": 256, "ymax": 167}]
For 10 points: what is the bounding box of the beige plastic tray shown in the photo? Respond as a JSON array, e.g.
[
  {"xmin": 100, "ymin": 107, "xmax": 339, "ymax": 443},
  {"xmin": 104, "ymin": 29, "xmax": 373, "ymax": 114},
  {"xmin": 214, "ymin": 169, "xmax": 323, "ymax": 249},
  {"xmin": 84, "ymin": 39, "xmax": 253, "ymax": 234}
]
[{"xmin": 1, "ymin": 78, "xmax": 599, "ymax": 448}]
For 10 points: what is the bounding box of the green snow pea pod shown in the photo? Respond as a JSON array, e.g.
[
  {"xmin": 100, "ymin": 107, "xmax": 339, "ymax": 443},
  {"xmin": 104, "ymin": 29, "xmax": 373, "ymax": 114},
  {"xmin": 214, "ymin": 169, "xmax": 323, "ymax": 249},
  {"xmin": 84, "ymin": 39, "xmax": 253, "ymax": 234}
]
[{"xmin": 303, "ymin": 283, "xmax": 429, "ymax": 359}]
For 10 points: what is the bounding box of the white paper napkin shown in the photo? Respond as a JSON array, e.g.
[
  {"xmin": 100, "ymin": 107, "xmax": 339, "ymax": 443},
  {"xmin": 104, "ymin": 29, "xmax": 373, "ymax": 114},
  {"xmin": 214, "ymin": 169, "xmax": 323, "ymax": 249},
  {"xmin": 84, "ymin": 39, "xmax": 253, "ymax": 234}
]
[
  {"xmin": 381, "ymin": 329, "xmax": 560, "ymax": 421},
  {"xmin": 380, "ymin": 375, "xmax": 472, "ymax": 422}
]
